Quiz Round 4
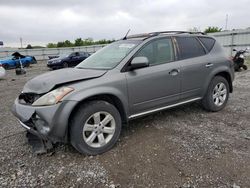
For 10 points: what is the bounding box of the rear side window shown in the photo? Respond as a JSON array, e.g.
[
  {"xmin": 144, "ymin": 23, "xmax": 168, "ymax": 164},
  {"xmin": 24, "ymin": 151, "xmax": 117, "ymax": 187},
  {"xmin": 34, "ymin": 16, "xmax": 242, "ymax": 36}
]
[
  {"xmin": 198, "ymin": 37, "xmax": 215, "ymax": 52},
  {"xmin": 176, "ymin": 37, "xmax": 206, "ymax": 60}
]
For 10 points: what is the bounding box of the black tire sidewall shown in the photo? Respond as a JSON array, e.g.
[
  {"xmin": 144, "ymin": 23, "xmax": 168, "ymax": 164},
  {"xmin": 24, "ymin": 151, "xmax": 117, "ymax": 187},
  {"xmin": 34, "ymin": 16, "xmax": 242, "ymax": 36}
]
[
  {"xmin": 203, "ymin": 76, "xmax": 229, "ymax": 112},
  {"xmin": 70, "ymin": 101, "xmax": 122, "ymax": 155}
]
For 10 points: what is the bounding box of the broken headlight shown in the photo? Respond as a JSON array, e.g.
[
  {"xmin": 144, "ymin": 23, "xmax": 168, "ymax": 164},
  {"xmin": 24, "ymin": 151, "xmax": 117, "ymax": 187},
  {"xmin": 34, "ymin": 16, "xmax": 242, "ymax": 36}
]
[{"xmin": 32, "ymin": 87, "xmax": 74, "ymax": 106}]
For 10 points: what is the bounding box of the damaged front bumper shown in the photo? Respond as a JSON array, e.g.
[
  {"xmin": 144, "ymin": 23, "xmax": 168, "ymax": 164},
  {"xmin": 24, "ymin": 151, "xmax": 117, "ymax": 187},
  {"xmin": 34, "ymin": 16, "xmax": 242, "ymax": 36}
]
[{"xmin": 12, "ymin": 98, "xmax": 78, "ymax": 144}]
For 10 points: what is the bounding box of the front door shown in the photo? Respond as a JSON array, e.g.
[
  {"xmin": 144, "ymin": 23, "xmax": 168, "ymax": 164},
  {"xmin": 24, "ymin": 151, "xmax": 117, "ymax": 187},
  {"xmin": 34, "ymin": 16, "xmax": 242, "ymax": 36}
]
[{"xmin": 125, "ymin": 38, "xmax": 181, "ymax": 116}]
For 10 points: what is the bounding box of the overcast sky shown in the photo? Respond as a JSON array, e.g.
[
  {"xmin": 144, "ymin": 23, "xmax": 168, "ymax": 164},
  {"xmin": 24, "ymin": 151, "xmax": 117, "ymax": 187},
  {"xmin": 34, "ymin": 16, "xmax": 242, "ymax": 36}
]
[{"xmin": 0, "ymin": 0, "xmax": 249, "ymax": 47}]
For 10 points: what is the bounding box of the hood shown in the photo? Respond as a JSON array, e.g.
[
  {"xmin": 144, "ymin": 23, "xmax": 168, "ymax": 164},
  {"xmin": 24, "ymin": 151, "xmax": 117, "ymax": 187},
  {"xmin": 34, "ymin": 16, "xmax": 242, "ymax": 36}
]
[{"xmin": 23, "ymin": 68, "xmax": 107, "ymax": 94}]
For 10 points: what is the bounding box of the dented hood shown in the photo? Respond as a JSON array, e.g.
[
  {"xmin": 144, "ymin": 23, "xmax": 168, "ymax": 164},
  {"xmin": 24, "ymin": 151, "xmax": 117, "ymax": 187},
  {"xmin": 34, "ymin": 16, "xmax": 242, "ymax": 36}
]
[{"xmin": 23, "ymin": 68, "xmax": 107, "ymax": 94}]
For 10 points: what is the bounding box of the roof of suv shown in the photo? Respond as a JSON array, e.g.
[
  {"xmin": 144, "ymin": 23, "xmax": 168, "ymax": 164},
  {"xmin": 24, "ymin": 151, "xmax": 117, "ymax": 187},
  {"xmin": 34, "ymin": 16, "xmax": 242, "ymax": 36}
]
[{"xmin": 123, "ymin": 31, "xmax": 207, "ymax": 41}]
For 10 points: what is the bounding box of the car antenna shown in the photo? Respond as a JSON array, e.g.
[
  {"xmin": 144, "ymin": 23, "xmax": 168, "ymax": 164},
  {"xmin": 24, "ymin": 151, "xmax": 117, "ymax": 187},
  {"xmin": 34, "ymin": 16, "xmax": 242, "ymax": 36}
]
[{"xmin": 123, "ymin": 29, "xmax": 131, "ymax": 40}]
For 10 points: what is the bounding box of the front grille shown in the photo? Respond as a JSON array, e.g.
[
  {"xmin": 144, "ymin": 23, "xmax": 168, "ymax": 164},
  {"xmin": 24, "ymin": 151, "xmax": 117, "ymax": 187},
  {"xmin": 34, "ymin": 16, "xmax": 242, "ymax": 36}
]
[{"xmin": 19, "ymin": 93, "xmax": 40, "ymax": 105}]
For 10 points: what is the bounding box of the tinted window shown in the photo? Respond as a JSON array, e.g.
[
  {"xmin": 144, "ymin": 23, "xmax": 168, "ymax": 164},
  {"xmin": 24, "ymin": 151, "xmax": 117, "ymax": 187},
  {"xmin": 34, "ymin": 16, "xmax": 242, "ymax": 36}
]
[
  {"xmin": 135, "ymin": 38, "xmax": 174, "ymax": 65},
  {"xmin": 176, "ymin": 37, "xmax": 206, "ymax": 60},
  {"xmin": 198, "ymin": 37, "xmax": 215, "ymax": 52}
]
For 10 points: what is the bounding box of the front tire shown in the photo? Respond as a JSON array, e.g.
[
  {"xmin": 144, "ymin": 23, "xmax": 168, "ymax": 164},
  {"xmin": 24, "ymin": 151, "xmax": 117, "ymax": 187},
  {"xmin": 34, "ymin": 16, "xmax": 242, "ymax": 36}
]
[
  {"xmin": 202, "ymin": 76, "xmax": 229, "ymax": 112},
  {"xmin": 25, "ymin": 62, "xmax": 30, "ymax": 67},
  {"xmin": 242, "ymin": 65, "xmax": 248, "ymax": 70},
  {"xmin": 70, "ymin": 101, "xmax": 122, "ymax": 155}
]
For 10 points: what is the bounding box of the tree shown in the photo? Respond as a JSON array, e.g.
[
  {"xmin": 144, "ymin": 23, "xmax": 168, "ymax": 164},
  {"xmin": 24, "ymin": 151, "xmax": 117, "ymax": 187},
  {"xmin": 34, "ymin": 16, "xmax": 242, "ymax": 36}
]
[
  {"xmin": 26, "ymin": 44, "xmax": 33, "ymax": 49},
  {"xmin": 47, "ymin": 43, "xmax": 57, "ymax": 48},
  {"xmin": 204, "ymin": 26, "xmax": 222, "ymax": 33},
  {"xmin": 75, "ymin": 38, "xmax": 83, "ymax": 46},
  {"xmin": 46, "ymin": 38, "xmax": 114, "ymax": 48},
  {"xmin": 64, "ymin": 40, "xmax": 73, "ymax": 47}
]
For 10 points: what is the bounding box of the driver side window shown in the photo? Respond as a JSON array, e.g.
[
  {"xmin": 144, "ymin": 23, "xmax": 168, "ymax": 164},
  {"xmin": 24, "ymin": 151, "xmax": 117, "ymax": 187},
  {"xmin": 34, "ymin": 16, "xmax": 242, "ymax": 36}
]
[{"xmin": 135, "ymin": 38, "xmax": 174, "ymax": 65}]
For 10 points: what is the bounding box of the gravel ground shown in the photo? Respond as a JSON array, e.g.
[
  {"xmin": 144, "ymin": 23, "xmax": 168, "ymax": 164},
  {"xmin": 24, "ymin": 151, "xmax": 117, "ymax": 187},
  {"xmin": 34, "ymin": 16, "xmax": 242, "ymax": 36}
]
[{"xmin": 0, "ymin": 61, "xmax": 249, "ymax": 188}]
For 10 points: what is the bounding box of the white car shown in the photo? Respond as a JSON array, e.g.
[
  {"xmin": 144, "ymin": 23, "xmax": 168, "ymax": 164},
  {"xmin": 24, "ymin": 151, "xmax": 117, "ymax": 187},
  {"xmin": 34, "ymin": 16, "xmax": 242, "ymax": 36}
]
[{"xmin": 0, "ymin": 64, "xmax": 6, "ymax": 79}]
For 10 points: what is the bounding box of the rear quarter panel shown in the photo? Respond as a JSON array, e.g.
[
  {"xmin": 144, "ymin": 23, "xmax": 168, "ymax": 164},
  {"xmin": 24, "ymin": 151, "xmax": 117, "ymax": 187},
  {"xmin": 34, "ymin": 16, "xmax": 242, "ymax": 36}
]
[{"xmin": 201, "ymin": 41, "xmax": 234, "ymax": 96}]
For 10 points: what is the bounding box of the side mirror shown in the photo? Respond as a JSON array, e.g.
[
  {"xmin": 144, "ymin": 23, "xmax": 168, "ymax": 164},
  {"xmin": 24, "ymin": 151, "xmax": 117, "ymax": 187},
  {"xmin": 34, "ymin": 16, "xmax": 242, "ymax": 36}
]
[
  {"xmin": 130, "ymin": 56, "xmax": 149, "ymax": 70},
  {"xmin": 233, "ymin": 49, "xmax": 237, "ymax": 51}
]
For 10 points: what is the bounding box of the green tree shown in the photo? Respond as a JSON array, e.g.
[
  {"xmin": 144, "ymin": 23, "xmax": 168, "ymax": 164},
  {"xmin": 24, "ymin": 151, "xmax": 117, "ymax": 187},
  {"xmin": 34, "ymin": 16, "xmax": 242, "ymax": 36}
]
[
  {"xmin": 46, "ymin": 38, "xmax": 115, "ymax": 48},
  {"xmin": 26, "ymin": 44, "xmax": 33, "ymax": 49},
  {"xmin": 47, "ymin": 43, "xmax": 57, "ymax": 48},
  {"xmin": 75, "ymin": 38, "xmax": 83, "ymax": 46},
  {"xmin": 64, "ymin": 40, "xmax": 73, "ymax": 47},
  {"xmin": 204, "ymin": 26, "xmax": 222, "ymax": 33}
]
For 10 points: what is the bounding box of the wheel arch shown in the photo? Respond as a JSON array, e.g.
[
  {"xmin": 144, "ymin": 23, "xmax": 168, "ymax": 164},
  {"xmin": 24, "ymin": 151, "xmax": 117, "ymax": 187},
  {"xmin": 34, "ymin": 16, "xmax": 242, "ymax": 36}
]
[
  {"xmin": 66, "ymin": 93, "xmax": 128, "ymax": 141},
  {"xmin": 203, "ymin": 66, "xmax": 233, "ymax": 97},
  {"xmin": 214, "ymin": 71, "xmax": 233, "ymax": 93}
]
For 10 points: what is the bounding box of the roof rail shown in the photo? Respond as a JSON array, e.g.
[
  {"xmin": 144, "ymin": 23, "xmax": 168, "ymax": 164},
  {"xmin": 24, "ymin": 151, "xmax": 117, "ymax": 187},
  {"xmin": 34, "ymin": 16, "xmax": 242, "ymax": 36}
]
[{"xmin": 124, "ymin": 30, "xmax": 206, "ymax": 40}]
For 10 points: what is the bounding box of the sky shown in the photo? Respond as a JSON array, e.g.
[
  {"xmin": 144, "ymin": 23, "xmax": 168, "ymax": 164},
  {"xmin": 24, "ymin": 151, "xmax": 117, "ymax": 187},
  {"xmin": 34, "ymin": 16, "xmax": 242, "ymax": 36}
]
[{"xmin": 0, "ymin": 0, "xmax": 250, "ymax": 47}]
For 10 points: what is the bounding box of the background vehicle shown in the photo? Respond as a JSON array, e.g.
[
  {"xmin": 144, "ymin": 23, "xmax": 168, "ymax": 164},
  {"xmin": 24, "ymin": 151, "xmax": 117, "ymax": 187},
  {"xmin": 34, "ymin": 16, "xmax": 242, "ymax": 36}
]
[
  {"xmin": 0, "ymin": 52, "xmax": 37, "ymax": 69},
  {"xmin": 233, "ymin": 48, "xmax": 249, "ymax": 71},
  {"xmin": 12, "ymin": 31, "xmax": 234, "ymax": 155},
  {"xmin": 47, "ymin": 52, "xmax": 90, "ymax": 69},
  {"xmin": 0, "ymin": 63, "xmax": 6, "ymax": 79}
]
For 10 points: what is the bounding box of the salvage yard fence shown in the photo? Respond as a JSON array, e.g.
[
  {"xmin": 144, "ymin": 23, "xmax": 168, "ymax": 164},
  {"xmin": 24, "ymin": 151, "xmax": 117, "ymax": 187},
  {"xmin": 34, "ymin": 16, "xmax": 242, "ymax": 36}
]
[
  {"xmin": 208, "ymin": 29, "xmax": 250, "ymax": 56},
  {"xmin": 1, "ymin": 29, "xmax": 250, "ymax": 61},
  {"xmin": 0, "ymin": 45, "xmax": 106, "ymax": 61}
]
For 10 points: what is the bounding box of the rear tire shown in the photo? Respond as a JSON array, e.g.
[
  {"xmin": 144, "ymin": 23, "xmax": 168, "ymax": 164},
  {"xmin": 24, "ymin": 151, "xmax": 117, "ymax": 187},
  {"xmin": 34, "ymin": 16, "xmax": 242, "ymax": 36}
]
[
  {"xmin": 202, "ymin": 76, "xmax": 229, "ymax": 112},
  {"xmin": 234, "ymin": 64, "xmax": 240, "ymax": 71},
  {"xmin": 70, "ymin": 101, "xmax": 122, "ymax": 155}
]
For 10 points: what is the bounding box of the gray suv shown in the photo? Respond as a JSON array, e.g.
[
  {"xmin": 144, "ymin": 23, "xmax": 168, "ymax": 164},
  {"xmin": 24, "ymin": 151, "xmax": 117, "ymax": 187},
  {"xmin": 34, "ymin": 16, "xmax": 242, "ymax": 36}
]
[{"xmin": 12, "ymin": 31, "xmax": 234, "ymax": 155}]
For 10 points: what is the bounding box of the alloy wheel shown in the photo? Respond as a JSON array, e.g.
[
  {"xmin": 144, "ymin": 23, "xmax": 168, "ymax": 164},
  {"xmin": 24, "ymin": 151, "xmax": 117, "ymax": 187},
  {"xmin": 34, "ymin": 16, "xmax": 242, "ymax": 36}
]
[
  {"xmin": 212, "ymin": 82, "xmax": 227, "ymax": 106},
  {"xmin": 83, "ymin": 111, "xmax": 116, "ymax": 148}
]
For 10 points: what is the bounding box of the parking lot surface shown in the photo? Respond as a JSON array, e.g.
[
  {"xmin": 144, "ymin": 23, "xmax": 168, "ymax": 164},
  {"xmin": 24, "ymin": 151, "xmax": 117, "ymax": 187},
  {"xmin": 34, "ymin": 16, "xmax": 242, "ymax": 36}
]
[{"xmin": 0, "ymin": 61, "xmax": 250, "ymax": 187}]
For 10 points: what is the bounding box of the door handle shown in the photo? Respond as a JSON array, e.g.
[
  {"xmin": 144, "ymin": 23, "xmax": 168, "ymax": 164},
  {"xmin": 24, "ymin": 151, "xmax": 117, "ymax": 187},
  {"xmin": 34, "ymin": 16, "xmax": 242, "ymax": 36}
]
[
  {"xmin": 205, "ymin": 63, "xmax": 214, "ymax": 68},
  {"xmin": 169, "ymin": 69, "xmax": 180, "ymax": 76}
]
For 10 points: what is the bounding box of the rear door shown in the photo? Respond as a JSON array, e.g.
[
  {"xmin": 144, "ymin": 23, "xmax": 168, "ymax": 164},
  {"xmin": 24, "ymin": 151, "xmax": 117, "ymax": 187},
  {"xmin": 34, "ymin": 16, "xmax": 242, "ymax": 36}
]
[
  {"xmin": 174, "ymin": 36, "xmax": 212, "ymax": 100},
  {"xmin": 125, "ymin": 37, "xmax": 181, "ymax": 116}
]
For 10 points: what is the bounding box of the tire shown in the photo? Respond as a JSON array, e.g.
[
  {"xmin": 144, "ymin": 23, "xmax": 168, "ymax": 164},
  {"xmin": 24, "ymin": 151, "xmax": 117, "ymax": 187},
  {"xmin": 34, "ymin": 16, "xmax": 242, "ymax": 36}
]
[
  {"xmin": 70, "ymin": 100, "xmax": 122, "ymax": 155},
  {"xmin": 25, "ymin": 62, "xmax": 30, "ymax": 67},
  {"xmin": 63, "ymin": 62, "xmax": 68, "ymax": 68},
  {"xmin": 202, "ymin": 76, "xmax": 229, "ymax": 112},
  {"xmin": 242, "ymin": 65, "xmax": 248, "ymax": 70},
  {"xmin": 234, "ymin": 64, "xmax": 240, "ymax": 71}
]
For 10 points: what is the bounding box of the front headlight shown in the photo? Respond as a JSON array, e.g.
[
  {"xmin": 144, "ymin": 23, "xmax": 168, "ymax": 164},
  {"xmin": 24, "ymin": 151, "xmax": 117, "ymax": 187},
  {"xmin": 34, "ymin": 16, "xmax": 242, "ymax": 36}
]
[{"xmin": 32, "ymin": 87, "xmax": 74, "ymax": 106}]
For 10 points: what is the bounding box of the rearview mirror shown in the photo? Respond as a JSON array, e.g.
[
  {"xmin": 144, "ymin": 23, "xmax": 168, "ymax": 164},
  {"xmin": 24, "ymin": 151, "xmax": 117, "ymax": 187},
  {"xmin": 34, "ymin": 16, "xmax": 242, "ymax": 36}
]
[{"xmin": 130, "ymin": 56, "xmax": 149, "ymax": 70}]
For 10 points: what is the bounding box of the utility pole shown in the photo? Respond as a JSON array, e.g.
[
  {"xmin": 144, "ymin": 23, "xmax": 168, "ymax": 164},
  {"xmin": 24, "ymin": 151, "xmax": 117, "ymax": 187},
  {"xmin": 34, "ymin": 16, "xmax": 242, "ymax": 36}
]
[
  {"xmin": 225, "ymin": 14, "xmax": 228, "ymax": 30},
  {"xmin": 20, "ymin": 37, "xmax": 23, "ymax": 48}
]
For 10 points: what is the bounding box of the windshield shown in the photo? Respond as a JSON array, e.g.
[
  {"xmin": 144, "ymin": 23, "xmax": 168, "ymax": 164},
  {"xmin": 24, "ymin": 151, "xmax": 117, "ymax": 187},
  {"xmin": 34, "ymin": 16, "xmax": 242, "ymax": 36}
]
[{"xmin": 76, "ymin": 40, "xmax": 140, "ymax": 69}]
